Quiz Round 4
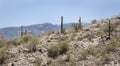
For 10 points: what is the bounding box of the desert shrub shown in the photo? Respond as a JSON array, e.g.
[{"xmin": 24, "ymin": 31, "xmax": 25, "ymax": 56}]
[
  {"xmin": 25, "ymin": 37, "xmax": 38, "ymax": 52},
  {"xmin": 70, "ymin": 61, "xmax": 76, "ymax": 66},
  {"xmin": 47, "ymin": 58, "xmax": 52, "ymax": 65},
  {"xmin": 80, "ymin": 38, "xmax": 119, "ymax": 60},
  {"xmin": 104, "ymin": 22, "xmax": 117, "ymax": 33},
  {"xmin": 80, "ymin": 48, "xmax": 90, "ymax": 59},
  {"xmin": 48, "ymin": 41, "xmax": 69, "ymax": 58},
  {"xmin": 7, "ymin": 34, "xmax": 33, "ymax": 45},
  {"xmin": 0, "ymin": 46, "xmax": 10, "ymax": 64},
  {"xmin": 95, "ymin": 24, "xmax": 101, "ymax": 28},
  {"xmin": 0, "ymin": 41, "xmax": 6, "ymax": 48},
  {"xmin": 71, "ymin": 23, "xmax": 79, "ymax": 32},
  {"xmin": 102, "ymin": 54, "xmax": 112, "ymax": 64},
  {"xmin": 14, "ymin": 38, "xmax": 22, "ymax": 45},
  {"xmin": 22, "ymin": 34, "xmax": 32, "ymax": 43},
  {"xmin": 44, "ymin": 30, "xmax": 55, "ymax": 36},
  {"xmin": 69, "ymin": 33, "xmax": 77, "ymax": 41},
  {"xmin": 48, "ymin": 44, "xmax": 60, "ymax": 58},
  {"xmin": 7, "ymin": 38, "xmax": 23, "ymax": 46},
  {"xmin": 59, "ymin": 42, "xmax": 69, "ymax": 54},
  {"xmin": 81, "ymin": 45, "xmax": 105, "ymax": 59},
  {"xmin": 34, "ymin": 57, "xmax": 42, "ymax": 66},
  {"xmin": 85, "ymin": 34, "xmax": 95, "ymax": 41},
  {"xmin": 105, "ymin": 39, "xmax": 118, "ymax": 53},
  {"xmin": 91, "ymin": 19, "xmax": 97, "ymax": 24}
]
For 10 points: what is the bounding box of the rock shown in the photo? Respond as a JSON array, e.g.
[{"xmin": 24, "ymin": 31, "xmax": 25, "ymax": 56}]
[
  {"xmin": 27, "ymin": 57, "xmax": 36, "ymax": 63},
  {"xmin": 7, "ymin": 46, "xmax": 19, "ymax": 54},
  {"xmin": 41, "ymin": 54, "xmax": 47, "ymax": 66},
  {"xmin": 36, "ymin": 46, "xmax": 47, "ymax": 53}
]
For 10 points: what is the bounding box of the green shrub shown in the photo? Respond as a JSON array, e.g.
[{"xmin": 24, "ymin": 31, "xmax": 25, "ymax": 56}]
[
  {"xmin": 6, "ymin": 37, "xmax": 23, "ymax": 46},
  {"xmin": 104, "ymin": 22, "xmax": 117, "ymax": 33},
  {"xmin": 44, "ymin": 30, "xmax": 55, "ymax": 36},
  {"xmin": 85, "ymin": 34, "xmax": 95, "ymax": 41},
  {"xmin": 7, "ymin": 34, "xmax": 33, "ymax": 46},
  {"xmin": 71, "ymin": 23, "xmax": 79, "ymax": 32},
  {"xmin": 22, "ymin": 34, "xmax": 32, "ymax": 43},
  {"xmin": 81, "ymin": 48, "xmax": 89, "ymax": 59},
  {"xmin": 70, "ymin": 61, "xmax": 76, "ymax": 66},
  {"xmin": 25, "ymin": 37, "xmax": 38, "ymax": 52},
  {"xmin": 81, "ymin": 45, "xmax": 105, "ymax": 59},
  {"xmin": 48, "ymin": 44, "xmax": 59, "ymax": 58},
  {"xmin": 59, "ymin": 41, "xmax": 69, "ymax": 54},
  {"xmin": 34, "ymin": 57, "xmax": 42, "ymax": 66},
  {"xmin": 0, "ymin": 41, "xmax": 5, "ymax": 48},
  {"xmin": 48, "ymin": 41, "xmax": 69, "ymax": 58},
  {"xmin": 102, "ymin": 54, "xmax": 112, "ymax": 63},
  {"xmin": 91, "ymin": 19, "xmax": 97, "ymax": 24},
  {"xmin": 69, "ymin": 33, "xmax": 77, "ymax": 41},
  {"xmin": 105, "ymin": 39, "xmax": 118, "ymax": 53},
  {"xmin": 0, "ymin": 46, "xmax": 10, "ymax": 64}
]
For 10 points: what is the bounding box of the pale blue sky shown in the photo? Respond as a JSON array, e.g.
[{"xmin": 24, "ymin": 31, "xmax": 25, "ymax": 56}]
[{"xmin": 0, "ymin": 0, "xmax": 120, "ymax": 28}]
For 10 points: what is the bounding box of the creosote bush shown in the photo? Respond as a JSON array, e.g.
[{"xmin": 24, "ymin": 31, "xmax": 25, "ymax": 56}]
[
  {"xmin": 84, "ymin": 34, "xmax": 95, "ymax": 41},
  {"xmin": 22, "ymin": 34, "xmax": 32, "ymax": 43},
  {"xmin": 0, "ymin": 45, "xmax": 10, "ymax": 64},
  {"xmin": 91, "ymin": 19, "xmax": 97, "ymax": 24},
  {"xmin": 34, "ymin": 56, "xmax": 42, "ymax": 66},
  {"xmin": 25, "ymin": 37, "xmax": 39, "ymax": 52},
  {"xmin": 6, "ymin": 34, "xmax": 32, "ymax": 45},
  {"xmin": 102, "ymin": 54, "xmax": 112, "ymax": 63},
  {"xmin": 7, "ymin": 38, "xmax": 22, "ymax": 46},
  {"xmin": 105, "ymin": 39, "xmax": 119, "ymax": 53},
  {"xmin": 71, "ymin": 23, "xmax": 79, "ymax": 32},
  {"xmin": 80, "ymin": 38, "xmax": 120, "ymax": 62},
  {"xmin": 48, "ymin": 41, "xmax": 69, "ymax": 58},
  {"xmin": 44, "ymin": 30, "xmax": 55, "ymax": 36},
  {"xmin": 104, "ymin": 22, "xmax": 117, "ymax": 33}
]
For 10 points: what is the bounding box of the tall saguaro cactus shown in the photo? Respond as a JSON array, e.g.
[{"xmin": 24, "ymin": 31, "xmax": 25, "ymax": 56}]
[
  {"xmin": 24, "ymin": 30, "xmax": 27, "ymax": 35},
  {"xmin": 78, "ymin": 17, "xmax": 82, "ymax": 29},
  {"xmin": 108, "ymin": 20, "xmax": 111, "ymax": 40},
  {"xmin": 61, "ymin": 16, "xmax": 64, "ymax": 33},
  {"xmin": 21, "ymin": 26, "xmax": 24, "ymax": 37}
]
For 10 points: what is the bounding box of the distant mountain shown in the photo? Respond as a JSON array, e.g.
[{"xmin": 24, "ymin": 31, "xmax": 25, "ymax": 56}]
[{"xmin": 0, "ymin": 22, "xmax": 89, "ymax": 39}]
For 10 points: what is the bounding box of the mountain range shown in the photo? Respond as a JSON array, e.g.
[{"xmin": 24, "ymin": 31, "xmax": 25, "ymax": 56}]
[{"xmin": 0, "ymin": 22, "xmax": 89, "ymax": 39}]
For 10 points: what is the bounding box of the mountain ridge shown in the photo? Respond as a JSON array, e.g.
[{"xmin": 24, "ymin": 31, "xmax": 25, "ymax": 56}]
[{"xmin": 0, "ymin": 22, "xmax": 89, "ymax": 39}]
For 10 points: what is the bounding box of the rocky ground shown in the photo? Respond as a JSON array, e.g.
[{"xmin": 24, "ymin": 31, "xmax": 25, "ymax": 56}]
[{"xmin": 0, "ymin": 17, "xmax": 120, "ymax": 66}]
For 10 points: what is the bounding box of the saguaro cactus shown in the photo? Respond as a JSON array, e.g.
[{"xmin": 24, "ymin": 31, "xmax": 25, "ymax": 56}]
[
  {"xmin": 61, "ymin": 16, "xmax": 64, "ymax": 33},
  {"xmin": 21, "ymin": 26, "xmax": 24, "ymax": 37},
  {"xmin": 108, "ymin": 20, "xmax": 111, "ymax": 40},
  {"xmin": 24, "ymin": 30, "xmax": 27, "ymax": 35},
  {"xmin": 78, "ymin": 17, "xmax": 82, "ymax": 29}
]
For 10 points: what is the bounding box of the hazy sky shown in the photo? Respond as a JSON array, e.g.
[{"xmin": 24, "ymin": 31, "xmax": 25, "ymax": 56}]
[{"xmin": 0, "ymin": 0, "xmax": 120, "ymax": 28}]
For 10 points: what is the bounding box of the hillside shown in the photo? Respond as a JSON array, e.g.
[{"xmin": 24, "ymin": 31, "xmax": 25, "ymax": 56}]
[{"xmin": 0, "ymin": 17, "xmax": 120, "ymax": 66}]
